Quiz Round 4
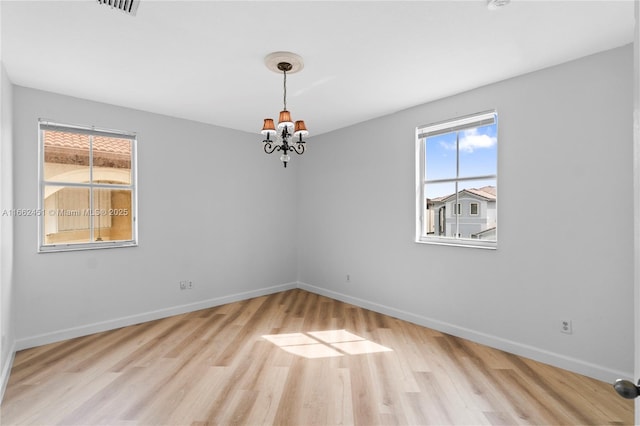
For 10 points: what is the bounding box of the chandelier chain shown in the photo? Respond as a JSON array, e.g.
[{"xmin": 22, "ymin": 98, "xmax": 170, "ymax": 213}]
[{"xmin": 283, "ymin": 70, "xmax": 287, "ymax": 111}]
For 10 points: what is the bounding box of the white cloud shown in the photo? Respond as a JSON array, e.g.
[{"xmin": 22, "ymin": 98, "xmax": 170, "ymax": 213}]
[
  {"xmin": 439, "ymin": 140, "xmax": 454, "ymax": 150},
  {"xmin": 437, "ymin": 128, "xmax": 496, "ymax": 153},
  {"xmin": 459, "ymin": 128, "xmax": 496, "ymax": 153}
]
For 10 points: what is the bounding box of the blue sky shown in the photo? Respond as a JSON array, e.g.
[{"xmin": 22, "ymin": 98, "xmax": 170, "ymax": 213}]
[{"xmin": 424, "ymin": 123, "xmax": 497, "ymax": 199}]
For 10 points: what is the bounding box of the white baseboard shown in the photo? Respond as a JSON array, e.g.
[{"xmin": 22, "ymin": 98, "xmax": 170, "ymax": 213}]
[
  {"xmin": 15, "ymin": 282, "xmax": 297, "ymax": 351},
  {"xmin": 297, "ymin": 282, "xmax": 631, "ymax": 384},
  {"xmin": 0, "ymin": 340, "xmax": 16, "ymax": 404}
]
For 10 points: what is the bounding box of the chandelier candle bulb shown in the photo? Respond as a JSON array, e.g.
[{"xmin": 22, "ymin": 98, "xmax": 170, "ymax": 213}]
[{"xmin": 261, "ymin": 52, "xmax": 309, "ymax": 168}]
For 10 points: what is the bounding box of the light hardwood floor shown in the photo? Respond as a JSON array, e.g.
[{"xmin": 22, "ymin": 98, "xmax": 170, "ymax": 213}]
[{"xmin": 1, "ymin": 289, "xmax": 633, "ymax": 425}]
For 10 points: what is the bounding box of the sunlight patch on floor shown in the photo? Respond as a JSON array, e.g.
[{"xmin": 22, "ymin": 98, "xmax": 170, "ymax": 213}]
[{"xmin": 262, "ymin": 329, "xmax": 392, "ymax": 359}]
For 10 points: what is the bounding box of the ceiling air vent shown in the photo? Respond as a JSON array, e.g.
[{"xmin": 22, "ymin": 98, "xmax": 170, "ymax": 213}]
[{"xmin": 97, "ymin": 0, "xmax": 139, "ymax": 16}]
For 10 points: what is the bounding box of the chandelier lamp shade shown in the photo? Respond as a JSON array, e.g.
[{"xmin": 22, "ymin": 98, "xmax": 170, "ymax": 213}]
[{"xmin": 261, "ymin": 52, "xmax": 308, "ymax": 168}]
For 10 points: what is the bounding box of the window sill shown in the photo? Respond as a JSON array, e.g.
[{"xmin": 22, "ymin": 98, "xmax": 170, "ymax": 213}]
[
  {"xmin": 415, "ymin": 237, "xmax": 496, "ymax": 250},
  {"xmin": 38, "ymin": 240, "xmax": 138, "ymax": 253}
]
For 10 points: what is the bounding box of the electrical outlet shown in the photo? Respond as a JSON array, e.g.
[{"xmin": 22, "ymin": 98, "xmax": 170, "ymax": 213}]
[
  {"xmin": 346, "ymin": 274, "xmax": 351, "ymax": 283},
  {"xmin": 560, "ymin": 319, "xmax": 572, "ymax": 334},
  {"xmin": 187, "ymin": 281, "xmax": 193, "ymax": 289},
  {"xmin": 179, "ymin": 281, "xmax": 187, "ymax": 290}
]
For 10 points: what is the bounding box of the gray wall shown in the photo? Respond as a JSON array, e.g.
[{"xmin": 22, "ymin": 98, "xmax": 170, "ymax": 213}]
[
  {"xmin": 12, "ymin": 87, "xmax": 298, "ymax": 347},
  {"xmin": 296, "ymin": 45, "xmax": 634, "ymax": 382}
]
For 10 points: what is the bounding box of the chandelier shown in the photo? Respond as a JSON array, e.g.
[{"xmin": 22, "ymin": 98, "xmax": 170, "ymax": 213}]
[{"xmin": 261, "ymin": 52, "xmax": 308, "ymax": 168}]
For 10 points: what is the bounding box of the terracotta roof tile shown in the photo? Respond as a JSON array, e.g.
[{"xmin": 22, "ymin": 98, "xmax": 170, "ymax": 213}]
[{"xmin": 44, "ymin": 130, "xmax": 131, "ymax": 155}]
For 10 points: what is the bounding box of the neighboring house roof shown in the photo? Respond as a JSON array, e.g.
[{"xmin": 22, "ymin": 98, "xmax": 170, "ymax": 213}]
[
  {"xmin": 44, "ymin": 130, "xmax": 131, "ymax": 169},
  {"xmin": 466, "ymin": 186, "xmax": 496, "ymax": 199},
  {"xmin": 44, "ymin": 130, "xmax": 131, "ymax": 155},
  {"xmin": 428, "ymin": 186, "xmax": 496, "ymax": 204}
]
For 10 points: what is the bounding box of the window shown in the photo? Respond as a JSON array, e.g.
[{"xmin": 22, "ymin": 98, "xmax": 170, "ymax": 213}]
[
  {"xmin": 415, "ymin": 110, "xmax": 497, "ymax": 248},
  {"xmin": 38, "ymin": 121, "xmax": 137, "ymax": 252}
]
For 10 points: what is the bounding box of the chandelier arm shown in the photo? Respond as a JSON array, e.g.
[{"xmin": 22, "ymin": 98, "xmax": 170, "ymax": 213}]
[
  {"xmin": 263, "ymin": 142, "xmax": 281, "ymax": 154},
  {"xmin": 291, "ymin": 143, "xmax": 305, "ymax": 155}
]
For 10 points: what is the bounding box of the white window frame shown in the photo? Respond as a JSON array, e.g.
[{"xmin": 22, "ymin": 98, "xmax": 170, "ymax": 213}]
[
  {"xmin": 470, "ymin": 202, "xmax": 479, "ymax": 216},
  {"xmin": 415, "ymin": 110, "xmax": 497, "ymax": 249},
  {"xmin": 38, "ymin": 120, "xmax": 138, "ymax": 252}
]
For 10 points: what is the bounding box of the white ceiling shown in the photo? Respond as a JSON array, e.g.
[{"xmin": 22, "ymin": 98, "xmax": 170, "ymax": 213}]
[{"xmin": 1, "ymin": 0, "xmax": 635, "ymax": 136}]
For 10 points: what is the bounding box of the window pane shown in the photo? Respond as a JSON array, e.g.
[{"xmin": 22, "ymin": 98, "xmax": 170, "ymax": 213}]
[
  {"xmin": 43, "ymin": 130, "xmax": 90, "ymax": 183},
  {"xmin": 93, "ymin": 136, "xmax": 132, "ymax": 185},
  {"xmin": 93, "ymin": 188, "xmax": 133, "ymax": 242},
  {"xmin": 425, "ymin": 132, "xmax": 457, "ymax": 181},
  {"xmin": 424, "ymin": 181, "xmax": 456, "ymax": 237},
  {"xmin": 458, "ymin": 179, "xmax": 497, "ymax": 241},
  {"xmin": 43, "ymin": 185, "xmax": 91, "ymax": 245},
  {"xmin": 458, "ymin": 123, "xmax": 497, "ymax": 178}
]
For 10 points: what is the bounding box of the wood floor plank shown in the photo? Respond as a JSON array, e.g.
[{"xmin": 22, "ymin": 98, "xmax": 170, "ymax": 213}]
[
  {"xmin": 1, "ymin": 289, "xmax": 634, "ymax": 425},
  {"xmin": 243, "ymin": 366, "xmax": 290, "ymax": 426}
]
